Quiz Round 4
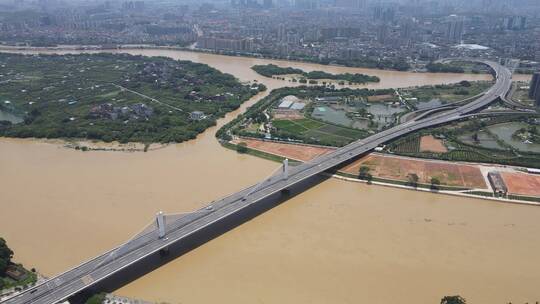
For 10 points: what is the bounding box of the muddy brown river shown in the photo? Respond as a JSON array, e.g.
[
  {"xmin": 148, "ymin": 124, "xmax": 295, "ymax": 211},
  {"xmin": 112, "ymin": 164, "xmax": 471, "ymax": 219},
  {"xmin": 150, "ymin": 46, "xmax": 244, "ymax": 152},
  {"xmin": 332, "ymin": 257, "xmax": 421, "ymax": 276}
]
[{"xmin": 0, "ymin": 49, "xmax": 537, "ymax": 303}]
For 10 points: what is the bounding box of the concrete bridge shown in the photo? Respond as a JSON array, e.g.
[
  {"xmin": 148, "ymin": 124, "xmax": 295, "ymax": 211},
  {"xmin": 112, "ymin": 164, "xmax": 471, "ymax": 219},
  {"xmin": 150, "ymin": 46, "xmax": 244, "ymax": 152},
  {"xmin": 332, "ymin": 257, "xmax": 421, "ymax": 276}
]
[{"xmin": 0, "ymin": 59, "xmax": 515, "ymax": 304}]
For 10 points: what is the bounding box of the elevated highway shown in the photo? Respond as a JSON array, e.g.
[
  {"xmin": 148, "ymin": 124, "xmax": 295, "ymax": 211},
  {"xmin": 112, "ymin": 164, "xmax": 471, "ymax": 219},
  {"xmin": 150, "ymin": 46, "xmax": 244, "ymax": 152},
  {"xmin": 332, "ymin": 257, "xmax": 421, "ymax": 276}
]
[{"xmin": 1, "ymin": 59, "xmax": 514, "ymax": 304}]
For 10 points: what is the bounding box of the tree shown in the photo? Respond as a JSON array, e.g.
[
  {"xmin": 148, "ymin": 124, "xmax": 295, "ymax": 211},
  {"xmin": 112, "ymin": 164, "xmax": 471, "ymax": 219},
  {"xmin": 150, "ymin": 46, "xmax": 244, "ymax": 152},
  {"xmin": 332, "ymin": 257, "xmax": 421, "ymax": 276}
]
[
  {"xmin": 453, "ymin": 89, "xmax": 470, "ymax": 95},
  {"xmin": 236, "ymin": 142, "xmax": 248, "ymax": 153},
  {"xmin": 441, "ymin": 295, "xmax": 466, "ymax": 304},
  {"xmin": 472, "ymin": 132, "xmax": 479, "ymax": 143},
  {"xmin": 359, "ymin": 166, "xmax": 370, "ymax": 179},
  {"xmin": 358, "ymin": 166, "xmax": 373, "ymax": 182},
  {"xmin": 0, "ymin": 238, "xmax": 14, "ymax": 276},
  {"xmin": 407, "ymin": 173, "xmax": 419, "ymax": 188},
  {"xmin": 430, "ymin": 177, "xmax": 441, "ymax": 190},
  {"xmin": 459, "ymin": 80, "xmax": 472, "ymax": 87},
  {"xmin": 0, "ymin": 259, "xmax": 7, "ymax": 276},
  {"xmin": 85, "ymin": 293, "xmax": 106, "ymax": 304}
]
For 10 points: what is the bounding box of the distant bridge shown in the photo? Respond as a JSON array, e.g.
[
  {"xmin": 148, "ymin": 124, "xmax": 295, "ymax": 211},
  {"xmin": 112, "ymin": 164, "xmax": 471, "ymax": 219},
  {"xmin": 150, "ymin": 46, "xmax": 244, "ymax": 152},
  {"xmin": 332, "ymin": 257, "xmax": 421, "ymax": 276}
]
[{"xmin": 1, "ymin": 59, "xmax": 515, "ymax": 304}]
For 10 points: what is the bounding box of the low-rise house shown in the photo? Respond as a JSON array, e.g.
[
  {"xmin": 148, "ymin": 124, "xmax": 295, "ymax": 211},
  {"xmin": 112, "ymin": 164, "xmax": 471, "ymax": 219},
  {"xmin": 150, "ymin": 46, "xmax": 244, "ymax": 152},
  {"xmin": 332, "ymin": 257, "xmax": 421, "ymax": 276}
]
[
  {"xmin": 89, "ymin": 103, "xmax": 153, "ymax": 120},
  {"xmin": 277, "ymin": 95, "xmax": 301, "ymax": 109},
  {"xmin": 131, "ymin": 103, "xmax": 154, "ymax": 118},
  {"xmin": 190, "ymin": 111, "xmax": 206, "ymax": 120},
  {"xmin": 290, "ymin": 102, "xmax": 306, "ymax": 110},
  {"xmin": 315, "ymin": 96, "xmax": 341, "ymax": 104},
  {"xmin": 5, "ymin": 265, "xmax": 27, "ymax": 281},
  {"xmin": 488, "ymin": 171, "xmax": 508, "ymax": 195}
]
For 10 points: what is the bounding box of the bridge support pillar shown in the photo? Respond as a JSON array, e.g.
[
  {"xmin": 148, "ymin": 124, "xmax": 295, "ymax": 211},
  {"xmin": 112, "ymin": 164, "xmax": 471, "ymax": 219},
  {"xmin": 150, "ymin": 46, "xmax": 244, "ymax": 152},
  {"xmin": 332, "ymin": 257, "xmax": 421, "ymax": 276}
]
[
  {"xmin": 283, "ymin": 158, "xmax": 289, "ymax": 180},
  {"xmin": 156, "ymin": 211, "xmax": 166, "ymax": 239}
]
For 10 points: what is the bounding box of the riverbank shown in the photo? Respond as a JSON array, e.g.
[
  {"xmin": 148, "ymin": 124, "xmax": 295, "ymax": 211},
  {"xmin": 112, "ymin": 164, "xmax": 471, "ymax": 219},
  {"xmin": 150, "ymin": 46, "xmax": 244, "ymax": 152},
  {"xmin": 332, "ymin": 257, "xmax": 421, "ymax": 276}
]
[
  {"xmin": 228, "ymin": 137, "xmax": 540, "ymax": 206},
  {"xmin": 1, "ymin": 44, "xmax": 410, "ymax": 72}
]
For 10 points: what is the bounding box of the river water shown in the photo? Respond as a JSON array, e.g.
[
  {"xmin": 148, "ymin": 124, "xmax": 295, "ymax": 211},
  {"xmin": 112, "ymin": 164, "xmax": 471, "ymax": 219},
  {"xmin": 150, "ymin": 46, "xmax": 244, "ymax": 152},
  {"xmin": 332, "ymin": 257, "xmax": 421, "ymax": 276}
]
[{"xmin": 0, "ymin": 49, "xmax": 538, "ymax": 304}]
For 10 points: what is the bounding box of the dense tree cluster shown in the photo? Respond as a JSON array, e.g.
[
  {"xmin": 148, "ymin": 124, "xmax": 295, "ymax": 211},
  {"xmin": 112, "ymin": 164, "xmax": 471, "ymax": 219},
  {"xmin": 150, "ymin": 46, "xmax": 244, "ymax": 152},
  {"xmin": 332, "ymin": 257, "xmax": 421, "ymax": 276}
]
[
  {"xmin": 426, "ymin": 62, "xmax": 465, "ymax": 73},
  {"xmin": 0, "ymin": 238, "xmax": 14, "ymax": 277},
  {"xmin": 252, "ymin": 64, "xmax": 380, "ymax": 84}
]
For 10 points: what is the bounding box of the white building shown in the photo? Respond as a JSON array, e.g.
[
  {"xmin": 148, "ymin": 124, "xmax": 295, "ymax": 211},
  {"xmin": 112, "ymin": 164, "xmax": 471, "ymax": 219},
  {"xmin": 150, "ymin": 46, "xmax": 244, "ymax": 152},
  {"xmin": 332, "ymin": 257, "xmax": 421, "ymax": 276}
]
[{"xmin": 190, "ymin": 111, "xmax": 206, "ymax": 121}]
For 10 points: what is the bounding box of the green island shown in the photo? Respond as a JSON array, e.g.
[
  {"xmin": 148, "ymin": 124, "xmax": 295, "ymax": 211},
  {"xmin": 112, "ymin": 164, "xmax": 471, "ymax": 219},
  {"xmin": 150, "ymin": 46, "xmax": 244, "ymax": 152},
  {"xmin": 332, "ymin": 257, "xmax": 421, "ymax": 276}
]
[
  {"xmin": 425, "ymin": 61, "xmax": 489, "ymax": 74},
  {"xmin": 0, "ymin": 238, "xmax": 37, "ymax": 293},
  {"xmin": 217, "ymin": 81, "xmax": 497, "ymax": 147},
  {"xmin": 217, "ymin": 86, "xmax": 391, "ymax": 147},
  {"xmin": 251, "ymin": 64, "xmax": 380, "ymax": 84},
  {"xmin": 217, "ymin": 83, "xmax": 540, "ymax": 166},
  {"xmin": 0, "ymin": 53, "xmax": 264, "ymax": 144}
]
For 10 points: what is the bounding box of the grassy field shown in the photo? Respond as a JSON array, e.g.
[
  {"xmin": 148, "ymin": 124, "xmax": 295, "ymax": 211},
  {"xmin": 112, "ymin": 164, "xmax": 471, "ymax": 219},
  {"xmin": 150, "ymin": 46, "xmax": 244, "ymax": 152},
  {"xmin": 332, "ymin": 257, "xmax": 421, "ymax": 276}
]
[
  {"xmin": 272, "ymin": 118, "xmax": 366, "ymax": 146},
  {"xmin": 402, "ymin": 81, "xmax": 492, "ymax": 106},
  {"xmin": 511, "ymin": 81, "xmax": 535, "ymax": 106}
]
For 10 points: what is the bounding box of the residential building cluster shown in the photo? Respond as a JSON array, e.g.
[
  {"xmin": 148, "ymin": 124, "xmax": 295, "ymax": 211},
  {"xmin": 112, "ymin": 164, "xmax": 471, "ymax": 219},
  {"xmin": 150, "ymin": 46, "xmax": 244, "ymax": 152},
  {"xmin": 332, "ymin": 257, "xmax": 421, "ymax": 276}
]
[
  {"xmin": 89, "ymin": 103, "xmax": 154, "ymax": 120},
  {"xmin": 0, "ymin": 0, "xmax": 539, "ymax": 72},
  {"xmin": 529, "ymin": 72, "xmax": 540, "ymax": 107}
]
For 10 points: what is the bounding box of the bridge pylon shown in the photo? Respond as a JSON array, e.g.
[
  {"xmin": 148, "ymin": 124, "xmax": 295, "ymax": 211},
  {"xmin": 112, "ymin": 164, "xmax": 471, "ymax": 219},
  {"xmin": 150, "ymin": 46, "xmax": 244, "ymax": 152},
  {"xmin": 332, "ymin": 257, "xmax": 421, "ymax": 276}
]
[
  {"xmin": 156, "ymin": 211, "xmax": 166, "ymax": 239},
  {"xmin": 282, "ymin": 158, "xmax": 289, "ymax": 180}
]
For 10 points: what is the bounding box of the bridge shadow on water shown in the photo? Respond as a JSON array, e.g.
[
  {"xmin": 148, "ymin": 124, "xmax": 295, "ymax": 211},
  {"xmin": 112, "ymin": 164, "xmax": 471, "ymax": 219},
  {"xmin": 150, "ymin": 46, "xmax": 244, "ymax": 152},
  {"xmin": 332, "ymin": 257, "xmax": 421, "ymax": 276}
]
[{"xmin": 71, "ymin": 161, "xmax": 361, "ymax": 303}]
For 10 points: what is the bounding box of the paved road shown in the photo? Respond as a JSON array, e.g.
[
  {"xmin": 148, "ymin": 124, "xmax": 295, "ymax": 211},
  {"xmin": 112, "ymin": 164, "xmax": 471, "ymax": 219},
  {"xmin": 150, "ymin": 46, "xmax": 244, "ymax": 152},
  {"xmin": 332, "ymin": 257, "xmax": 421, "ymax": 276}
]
[
  {"xmin": 0, "ymin": 59, "xmax": 513, "ymax": 304},
  {"xmin": 111, "ymin": 83, "xmax": 184, "ymax": 112}
]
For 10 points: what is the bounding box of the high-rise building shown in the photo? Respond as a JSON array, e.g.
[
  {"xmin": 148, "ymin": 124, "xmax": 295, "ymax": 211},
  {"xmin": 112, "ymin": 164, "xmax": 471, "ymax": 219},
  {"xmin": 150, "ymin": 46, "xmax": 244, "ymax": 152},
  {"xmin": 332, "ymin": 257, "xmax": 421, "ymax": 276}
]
[
  {"xmin": 334, "ymin": 0, "xmax": 366, "ymax": 9},
  {"xmin": 446, "ymin": 15, "xmax": 464, "ymax": 43},
  {"xmin": 400, "ymin": 18, "xmax": 416, "ymax": 41},
  {"xmin": 374, "ymin": 5, "xmax": 395, "ymax": 24},
  {"xmin": 295, "ymin": 0, "xmax": 318, "ymax": 9},
  {"xmin": 277, "ymin": 23, "xmax": 287, "ymax": 42},
  {"xmin": 263, "ymin": 0, "xmax": 273, "ymax": 8},
  {"xmin": 197, "ymin": 36, "xmax": 254, "ymax": 52},
  {"xmin": 529, "ymin": 72, "xmax": 540, "ymax": 101},
  {"xmin": 377, "ymin": 24, "xmax": 389, "ymax": 44},
  {"xmin": 503, "ymin": 16, "xmax": 527, "ymax": 30}
]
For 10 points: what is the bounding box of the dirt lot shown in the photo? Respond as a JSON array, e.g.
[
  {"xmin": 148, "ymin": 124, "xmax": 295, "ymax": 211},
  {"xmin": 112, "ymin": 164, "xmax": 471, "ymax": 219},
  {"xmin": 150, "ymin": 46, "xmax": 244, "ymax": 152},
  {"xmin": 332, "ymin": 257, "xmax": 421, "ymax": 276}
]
[
  {"xmin": 341, "ymin": 155, "xmax": 487, "ymax": 189},
  {"xmin": 273, "ymin": 109, "xmax": 304, "ymax": 120},
  {"xmin": 500, "ymin": 172, "xmax": 540, "ymax": 197},
  {"xmin": 420, "ymin": 135, "xmax": 448, "ymax": 153},
  {"xmin": 232, "ymin": 138, "xmax": 334, "ymax": 162},
  {"xmin": 230, "ymin": 139, "xmax": 488, "ymax": 189}
]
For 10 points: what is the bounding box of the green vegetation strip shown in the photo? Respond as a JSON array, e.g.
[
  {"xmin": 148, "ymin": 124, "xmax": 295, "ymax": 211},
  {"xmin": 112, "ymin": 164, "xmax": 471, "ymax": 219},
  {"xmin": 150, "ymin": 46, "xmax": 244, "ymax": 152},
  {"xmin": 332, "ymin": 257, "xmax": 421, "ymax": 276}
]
[
  {"xmin": 336, "ymin": 172, "xmax": 470, "ymax": 191},
  {"xmin": 252, "ymin": 64, "xmax": 380, "ymax": 84},
  {"xmin": 222, "ymin": 141, "xmax": 302, "ymax": 165}
]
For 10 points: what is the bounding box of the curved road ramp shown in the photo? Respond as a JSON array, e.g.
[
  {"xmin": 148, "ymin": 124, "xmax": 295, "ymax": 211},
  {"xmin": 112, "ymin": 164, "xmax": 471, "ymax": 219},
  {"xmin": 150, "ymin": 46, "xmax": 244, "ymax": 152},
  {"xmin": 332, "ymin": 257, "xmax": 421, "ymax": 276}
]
[{"xmin": 1, "ymin": 59, "xmax": 514, "ymax": 304}]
